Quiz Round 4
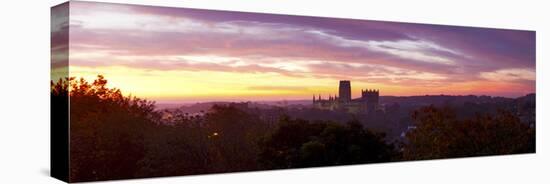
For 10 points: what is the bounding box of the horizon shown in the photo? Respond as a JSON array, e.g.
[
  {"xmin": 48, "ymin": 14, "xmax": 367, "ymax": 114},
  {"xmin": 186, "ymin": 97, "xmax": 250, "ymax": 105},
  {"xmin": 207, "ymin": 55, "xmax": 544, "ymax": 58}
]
[
  {"xmin": 152, "ymin": 92, "xmax": 535, "ymax": 105},
  {"xmin": 52, "ymin": 2, "xmax": 536, "ymax": 103}
]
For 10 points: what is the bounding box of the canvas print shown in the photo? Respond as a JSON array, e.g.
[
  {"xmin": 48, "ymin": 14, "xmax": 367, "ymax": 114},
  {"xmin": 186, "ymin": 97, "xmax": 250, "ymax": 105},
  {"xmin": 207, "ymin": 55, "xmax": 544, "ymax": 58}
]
[{"xmin": 51, "ymin": 1, "xmax": 536, "ymax": 182}]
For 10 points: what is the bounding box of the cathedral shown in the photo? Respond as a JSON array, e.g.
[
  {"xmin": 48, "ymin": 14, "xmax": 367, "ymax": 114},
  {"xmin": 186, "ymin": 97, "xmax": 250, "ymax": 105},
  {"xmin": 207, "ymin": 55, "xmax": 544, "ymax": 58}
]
[{"xmin": 313, "ymin": 80, "xmax": 379, "ymax": 113}]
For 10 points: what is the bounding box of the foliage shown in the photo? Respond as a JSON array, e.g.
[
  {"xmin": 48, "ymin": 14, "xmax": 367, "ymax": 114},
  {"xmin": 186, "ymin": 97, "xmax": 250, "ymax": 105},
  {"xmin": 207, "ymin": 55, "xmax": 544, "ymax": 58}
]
[
  {"xmin": 136, "ymin": 104, "xmax": 270, "ymax": 177},
  {"xmin": 403, "ymin": 105, "xmax": 535, "ymax": 160},
  {"xmin": 258, "ymin": 116, "xmax": 396, "ymax": 169},
  {"xmin": 52, "ymin": 76, "xmax": 272, "ymax": 181},
  {"xmin": 52, "ymin": 75, "xmax": 158, "ymax": 181},
  {"xmin": 51, "ymin": 76, "xmax": 535, "ymax": 182}
]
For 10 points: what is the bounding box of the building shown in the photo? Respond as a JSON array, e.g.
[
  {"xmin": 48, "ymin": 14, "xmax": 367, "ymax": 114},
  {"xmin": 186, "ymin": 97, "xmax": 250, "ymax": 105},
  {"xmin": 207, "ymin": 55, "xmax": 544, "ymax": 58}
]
[
  {"xmin": 313, "ymin": 80, "xmax": 379, "ymax": 113},
  {"xmin": 339, "ymin": 80, "xmax": 351, "ymax": 102},
  {"xmin": 362, "ymin": 89, "xmax": 379, "ymax": 112}
]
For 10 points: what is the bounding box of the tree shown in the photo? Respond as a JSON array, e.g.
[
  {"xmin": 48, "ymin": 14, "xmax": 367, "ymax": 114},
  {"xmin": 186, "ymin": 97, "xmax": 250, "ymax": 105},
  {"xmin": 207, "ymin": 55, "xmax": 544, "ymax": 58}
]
[
  {"xmin": 258, "ymin": 117, "xmax": 396, "ymax": 169},
  {"xmin": 136, "ymin": 117, "xmax": 211, "ymax": 177},
  {"xmin": 138, "ymin": 103, "xmax": 272, "ymax": 176},
  {"xmin": 52, "ymin": 75, "xmax": 158, "ymax": 182},
  {"xmin": 202, "ymin": 104, "xmax": 269, "ymax": 172},
  {"xmin": 403, "ymin": 105, "xmax": 535, "ymax": 160}
]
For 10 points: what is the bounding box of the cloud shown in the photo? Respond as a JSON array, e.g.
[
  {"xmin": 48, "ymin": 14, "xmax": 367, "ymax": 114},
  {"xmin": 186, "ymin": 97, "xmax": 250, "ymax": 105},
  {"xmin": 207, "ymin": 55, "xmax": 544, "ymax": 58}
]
[
  {"xmin": 64, "ymin": 1, "xmax": 536, "ymax": 97},
  {"xmin": 68, "ymin": 3, "xmax": 461, "ymax": 68},
  {"xmin": 306, "ymin": 30, "xmax": 457, "ymax": 65},
  {"xmin": 479, "ymin": 68, "xmax": 536, "ymax": 81},
  {"xmin": 248, "ymin": 86, "xmax": 309, "ymax": 91}
]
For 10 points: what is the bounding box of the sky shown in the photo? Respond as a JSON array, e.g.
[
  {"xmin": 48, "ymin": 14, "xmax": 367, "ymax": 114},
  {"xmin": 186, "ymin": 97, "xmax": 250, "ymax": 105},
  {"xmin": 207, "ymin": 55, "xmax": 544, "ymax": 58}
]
[{"xmin": 51, "ymin": 1, "xmax": 536, "ymax": 103}]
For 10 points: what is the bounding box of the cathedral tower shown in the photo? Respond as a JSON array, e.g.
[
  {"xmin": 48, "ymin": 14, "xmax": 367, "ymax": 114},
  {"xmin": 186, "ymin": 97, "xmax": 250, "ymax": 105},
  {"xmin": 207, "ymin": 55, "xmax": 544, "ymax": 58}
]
[
  {"xmin": 339, "ymin": 80, "xmax": 351, "ymax": 102},
  {"xmin": 361, "ymin": 89, "xmax": 379, "ymax": 112}
]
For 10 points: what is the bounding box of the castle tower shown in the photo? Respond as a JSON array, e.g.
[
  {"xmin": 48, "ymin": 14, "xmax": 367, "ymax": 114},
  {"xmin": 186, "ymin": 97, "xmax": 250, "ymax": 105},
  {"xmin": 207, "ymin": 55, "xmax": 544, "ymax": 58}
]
[
  {"xmin": 361, "ymin": 89, "xmax": 379, "ymax": 112},
  {"xmin": 339, "ymin": 80, "xmax": 351, "ymax": 103}
]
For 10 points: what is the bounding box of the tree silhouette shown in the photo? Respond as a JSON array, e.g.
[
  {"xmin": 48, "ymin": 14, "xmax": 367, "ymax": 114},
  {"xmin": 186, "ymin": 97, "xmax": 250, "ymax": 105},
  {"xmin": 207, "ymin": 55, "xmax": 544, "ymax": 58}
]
[
  {"xmin": 51, "ymin": 75, "xmax": 535, "ymax": 182},
  {"xmin": 136, "ymin": 115, "xmax": 211, "ymax": 177},
  {"xmin": 403, "ymin": 105, "xmax": 535, "ymax": 160},
  {"xmin": 258, "ymin": 117, "xmax": 396, "ymax": 169},
  {"xmin": 52, "ymin": 75, "xmax": 158, "ymax": 181}
]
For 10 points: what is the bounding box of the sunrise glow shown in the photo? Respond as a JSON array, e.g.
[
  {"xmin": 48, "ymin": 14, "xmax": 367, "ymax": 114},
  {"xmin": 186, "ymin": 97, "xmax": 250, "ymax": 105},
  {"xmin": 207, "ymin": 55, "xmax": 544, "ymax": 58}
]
[{"xmin": 51, "ymin": 2, "xmax": 536, "ymax": 103}]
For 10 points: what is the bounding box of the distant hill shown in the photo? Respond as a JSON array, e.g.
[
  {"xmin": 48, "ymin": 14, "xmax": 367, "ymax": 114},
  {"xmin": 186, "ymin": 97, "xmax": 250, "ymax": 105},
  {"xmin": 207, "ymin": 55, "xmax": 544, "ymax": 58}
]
[
  {"xmin": 156, "ymin": 100, "xmax": 312, "ymax": 111},
  {"xmin": 379, "ymin": 94, "xmax": 512, "ymax": 107},
  {"xmin": 156, "ymin": 94, "xmax": 535, "ymax": 115}
]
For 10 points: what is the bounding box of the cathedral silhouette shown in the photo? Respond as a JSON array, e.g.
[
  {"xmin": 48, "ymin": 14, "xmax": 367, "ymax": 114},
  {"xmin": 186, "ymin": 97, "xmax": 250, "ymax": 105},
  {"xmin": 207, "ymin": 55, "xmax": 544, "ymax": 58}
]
[{"xmin": 313, "ymin": 80, "xmax": 379, "ymax": 113}]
